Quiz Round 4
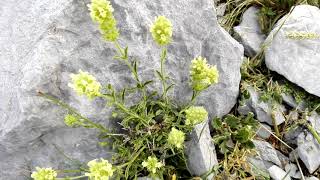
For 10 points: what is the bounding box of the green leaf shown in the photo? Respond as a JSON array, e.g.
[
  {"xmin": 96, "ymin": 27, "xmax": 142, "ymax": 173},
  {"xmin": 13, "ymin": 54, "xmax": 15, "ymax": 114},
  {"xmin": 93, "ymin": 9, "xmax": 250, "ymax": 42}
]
[
  {"xmin": 224, "ymin": 115, "xmax": 240, "ymax": 129},
  {"xmin": 234, "ymin": 127, "xmax": 251, "ymax": 143},
  {"xmin": 155, "ymin": 70, "xmax": 163, "ymax": 80},
  {"xmin": 133, "ymin": 60, "xmax": 137, "ymax": 74},
  {"xmin": 124, "ymin": 46, "xmax": 128, "ymax": 59},
  {"xmin": 121, "ymin": 89, "xmax": 126, "ymax": 102},
  {"xmin": 143, "ymin": 80, "xmax": 153, "ymax": 87},
  {"xmin": 243, "ymin": 140, "xmax": 255, "ymax": 149},
  {"xmin": 165, "ymin": 84, "xmax": 175, "ymax": 94},
  {"xmin": 212, "ymin": 117, "xmax": 222, "ymax": 129}
]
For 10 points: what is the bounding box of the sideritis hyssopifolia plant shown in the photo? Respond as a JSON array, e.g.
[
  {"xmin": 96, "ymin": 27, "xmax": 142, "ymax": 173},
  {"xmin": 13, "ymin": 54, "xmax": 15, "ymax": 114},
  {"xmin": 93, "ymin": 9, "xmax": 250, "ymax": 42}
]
[{"xmin": 33, "ymin": 0, "xmax": 219, "ymax": 179}]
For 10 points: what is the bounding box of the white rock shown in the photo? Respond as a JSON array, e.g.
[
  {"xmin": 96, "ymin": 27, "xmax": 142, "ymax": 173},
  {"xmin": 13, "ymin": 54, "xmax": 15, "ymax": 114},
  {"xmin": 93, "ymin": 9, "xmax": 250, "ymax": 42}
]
[
  {"xmin": 265, "ymin": 5, "xmax": 320, "ymax": 97},
  {"xmin": 253, "ymin": 140, "xmax": 283, "ymax": 167},
  {"xmin": 256, "ymin": 123, "xmax": 272, "ymax": 139},
  {"xmin": 185, "ymin": 121, "xmax": 218, "ymax": 179},
  {"xmin": 242, "ymin": 87, "xmax": 286, "ymax": 125},
  {"xmin": 297, "ymin": 132, "xmax": 320, "ymax": 173},
  {"xmin": 0, "ymin": 0, "xmax": 244, "ymax": 178},
  {"xmin": 268, "ymin": 165, "xmax": 291, "ymax": 180},
  {"xmin": 284, "ymin": 163, "xmax": 302, "ymax": 179},
  {"xmin": 234, "ymin": 6, "xmax": 266, "ymax": 57}
]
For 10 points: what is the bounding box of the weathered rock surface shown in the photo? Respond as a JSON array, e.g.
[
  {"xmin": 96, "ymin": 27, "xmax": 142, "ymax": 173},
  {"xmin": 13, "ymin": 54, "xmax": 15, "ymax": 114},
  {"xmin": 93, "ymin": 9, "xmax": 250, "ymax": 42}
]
[
  {"xmin": 247, "ymin": 156, "xmax": 272, "ymax": 178},
  {"xmin": 185, "ymin": 121, "xmax": 218, "ymax": 178},
  {"xmin": 238, "ymin": 87, "xmax": 286, "ymax": 125},
  {"xmin": 296, "ymin": 132, "xmax": 320, "ymax": 173},
  {"xmin": 256, "ymin": 123, "xmax": 272, "ymax": 139},
  {"xmin": 253, "ymin": 140, "xmax": 286, "ymax": 168},
  {"xmin": 306, "ymin": 176, "xmax": 320, "ymax": 180},
  {"xmin": 284, "ymin": 163, "xmax": 302, "ymax": 179},
  {"xmin": 234, "ymin": 6, "xmax": 266, "ymax": 57},
  {"xmin": 0, "ymin": 0, "xmax": 243, "ymax": 178},
  {"xmin": 265, "ymin": 5, "xmax": 320, "ymax": 97},
  {"xmin": 268, "ymin": 165, "xmax": 291, "ymax": 180}
]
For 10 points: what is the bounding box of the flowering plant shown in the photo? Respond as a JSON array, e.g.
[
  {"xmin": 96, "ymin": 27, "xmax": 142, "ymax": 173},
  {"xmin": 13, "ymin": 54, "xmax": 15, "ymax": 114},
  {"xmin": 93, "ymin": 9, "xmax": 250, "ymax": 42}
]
[{"xmin": 33, "ymin": 0, "xmax": 219, "ymax": 179}]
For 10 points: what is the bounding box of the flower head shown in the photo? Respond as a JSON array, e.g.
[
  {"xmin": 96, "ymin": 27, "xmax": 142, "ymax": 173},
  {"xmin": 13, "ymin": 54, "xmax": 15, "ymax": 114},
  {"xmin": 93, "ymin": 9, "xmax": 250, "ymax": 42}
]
[
  {"xmin": 64, "ymin": 114, "xmax": 79, "ymax": 127},
  {"xmin": 167, "ymin": 127, "xmax": 185, "ymax": 149},
  {"xmin": 190, "ymin": 56, "xmax": 219, "ymax": 91},
  {"xmin": 150, "ymin": 16, "xmax": 173, "ymax": 46},
  {"xmin": 185, "ymin": 106, "xmax": 208, "ymax": 126},
  {"xmin": 88, "ymin": 0, "xmax": 119, "ymax": 41},
  {"xmin": 69, "ymin": 70, "xmax": 101, "ymax": 100},
  {"xmin": 85, "ymin": 158, "xmax": 114, "ymax": 180},
  {"xmin": 142, "ymin": 156, "xmax": 163, "ymax": 174},
  {"xmin": 31, "ymin": 167, "xmax": 57, "ymax": 180}
]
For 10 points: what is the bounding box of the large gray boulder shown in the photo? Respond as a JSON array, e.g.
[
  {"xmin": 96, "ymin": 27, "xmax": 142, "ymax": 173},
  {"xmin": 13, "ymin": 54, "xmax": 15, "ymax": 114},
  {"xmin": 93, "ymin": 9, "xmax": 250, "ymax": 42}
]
[
  {"xmin": 0, "ymin": 0, "xmax": 243, "ymax": 178},
  {"xmin": 265, "ymin": 5, "xmax": 320, "ymax": 97}
]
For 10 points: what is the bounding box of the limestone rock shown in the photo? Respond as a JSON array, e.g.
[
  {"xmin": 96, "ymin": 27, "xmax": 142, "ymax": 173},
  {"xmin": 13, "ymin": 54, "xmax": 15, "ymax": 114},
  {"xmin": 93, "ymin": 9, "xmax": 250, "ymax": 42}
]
[
  {"xmin": 268, "ymin": 165, "xmax": 291, "ymax": 180},
  {"xmin": 234, "ymin": 6, "xmax": 266, "ymax": 57},
  {"xmin": 239, "ymin": 87, "xmax": 286, "ymax": 125},
  {"xmin": 265, "ymin": 5, "xmax": 320, "ymax": 97},
  {"xmin": 0, "ymin": 0, "xmax": 243, "ymax": 178},
  {"xmin": 297, "ymin": 132, "xmax": 320, "ymax": 173},
  {"xmin": 253, "ymin": 140, "xmax": 284, "ymax": 167},
  {"xmin": 185, "ymin": 121, "xmax": 218, "ymax": 178},
  {"xmin": 256, "ymin": 123, "xmax": 272, "ymax": 139},
  {"xmin": 284, "ymin": 163, "xmax": 302, "ymax": 179}
]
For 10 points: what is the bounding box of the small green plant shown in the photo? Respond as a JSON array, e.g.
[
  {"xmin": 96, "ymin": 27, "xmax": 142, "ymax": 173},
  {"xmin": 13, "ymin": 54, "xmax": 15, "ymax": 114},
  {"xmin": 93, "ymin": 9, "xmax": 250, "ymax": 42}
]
[
  {"xmin": 211, "ymin": 113, "xmax": 260, "ymax": 179},
  {"xmin": 212, "ymin": 113, "xmax": 259, "ymax": 154},
  {"xmin": 32, "ymin": 0, "xmax": 220, "ymax": 179}
]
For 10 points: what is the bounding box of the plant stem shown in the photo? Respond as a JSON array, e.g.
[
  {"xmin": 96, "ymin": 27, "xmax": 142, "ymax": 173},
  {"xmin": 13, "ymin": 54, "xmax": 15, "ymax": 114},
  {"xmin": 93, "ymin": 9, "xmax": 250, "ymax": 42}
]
[
  {"xmin": 159, "ymin": 47, "xmax": 168, "ymax": 104},
  {"xmin": 38, "ymin": 92, "xmax": 109, "ymax": 133},
  {"xmin": 58, "ymin": 175, "xmax": 87, "ymax": 180},
  {"xmin": 114, "ymin": 102, "xmax": 148, "ymax": 126},
  {"xmin": 113, "ymin": 41, "xmax": 148, "ymax": 114},
  {"xmin": 271, "ymin": 111, "xmax": 281, "ymax": 138},
  {"xmin": 306, "ymin": 123, "xmax": 320, "ymax": 144}
]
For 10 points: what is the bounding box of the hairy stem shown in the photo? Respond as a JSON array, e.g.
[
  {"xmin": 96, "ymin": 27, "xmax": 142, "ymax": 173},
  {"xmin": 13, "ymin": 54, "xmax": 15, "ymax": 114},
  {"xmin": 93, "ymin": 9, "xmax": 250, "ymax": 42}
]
[
  {"xmin": 159, "ymin": 47, "xmax": 168, "ymax": 104},
  {"xmin": 38, "ymin": 92, "xmax": 109, "ymax": 133},
  {"xmin": 306, "ymin": 123, "xmax": 320, "ymax": 144}
]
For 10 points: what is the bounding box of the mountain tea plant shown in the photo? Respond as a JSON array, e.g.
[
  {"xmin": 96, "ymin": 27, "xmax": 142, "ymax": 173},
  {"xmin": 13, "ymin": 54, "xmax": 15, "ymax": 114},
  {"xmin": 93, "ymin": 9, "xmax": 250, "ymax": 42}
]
[{"xmin": 31, "ymin": 0, "xmax": 220, "ymax": 179}]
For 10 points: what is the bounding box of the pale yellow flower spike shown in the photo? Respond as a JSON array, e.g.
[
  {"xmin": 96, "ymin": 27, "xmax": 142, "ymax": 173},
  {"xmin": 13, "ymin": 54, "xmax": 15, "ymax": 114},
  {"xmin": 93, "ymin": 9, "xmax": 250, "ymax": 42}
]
[
  {"xmin": 167, "ymin": 127, "xmax": 185, "ymax": 149},
  {"xmin": 85, "ymin": 158, "xmax": 114, "ymax": 180},
  {"xmin": 31, "ymin": 167, "xmax": 57, "ymax": 180},
  {"xmin": 142, "ymin": 156, "xmax": 163, "ymax": 174},
  {"xmin": 150, "ymin": 16, "xmax": 173, "ymax": 46},
  {"xmin": 69, "ymin": 70, "xmax": 101, "ymax": 100},
  {"xmin": 190, "ymin": 56, "xmax": 219, "ymax": 91},
  {"xmin": 88, "ymin": 0, "xmax": 119, "ymax": 41},
  {"xmin": 185, "ymin": 106, "xmax": 208, "ymax": 126}
]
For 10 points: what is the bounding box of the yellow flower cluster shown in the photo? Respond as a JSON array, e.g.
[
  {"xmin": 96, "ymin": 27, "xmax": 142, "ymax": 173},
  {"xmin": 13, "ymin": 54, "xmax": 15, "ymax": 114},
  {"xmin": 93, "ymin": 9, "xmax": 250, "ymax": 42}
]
[
  {"xmin": 190, "ymin": 56, "xmax": 219, "ymax": 91},
  {"xmin": 31, "ymin": 167, "xmax": 57, "ymax": 180},
  {"xmin": 85, "ymin": 158, "xmax": 114, "ymax": 180},
  {"xmin": 167, "ymin": 127, "xmax": 185, "ymax": 149},
  {"xmin": 150, "ymin": 16, "xmax": 173, "ymax": 46},
  {"xmin": 64, "ymin": 114, "xmax": 79, "ymax": 127},
  {"xmin": 69, "ymin": 70, "xmax": 101, "ymax": 100},
  {"xmin": 88, "ymin": 0, "xmax": 119, "ymax": 41},
  {"xmin": 185, "ymin": 106, "xmax": 208, "ymax": 126},
  {"xmin": 142, "ymin": 156, "xmax": 163, "ymax": 174}
]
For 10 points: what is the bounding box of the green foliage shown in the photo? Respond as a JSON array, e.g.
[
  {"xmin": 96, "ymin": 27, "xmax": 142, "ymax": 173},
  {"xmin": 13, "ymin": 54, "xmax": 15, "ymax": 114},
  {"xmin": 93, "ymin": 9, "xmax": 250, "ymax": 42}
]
[{"xmin": 212, "ymin": 113, "xmax": 258, "ymax": 154}]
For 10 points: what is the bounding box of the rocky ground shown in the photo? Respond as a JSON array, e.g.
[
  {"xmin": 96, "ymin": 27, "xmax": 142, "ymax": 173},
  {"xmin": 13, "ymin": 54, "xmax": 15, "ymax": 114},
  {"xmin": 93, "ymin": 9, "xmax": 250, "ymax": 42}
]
[{"xmin": 0, "ymin": 0, "xmax": 319, "ymax": 179}]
